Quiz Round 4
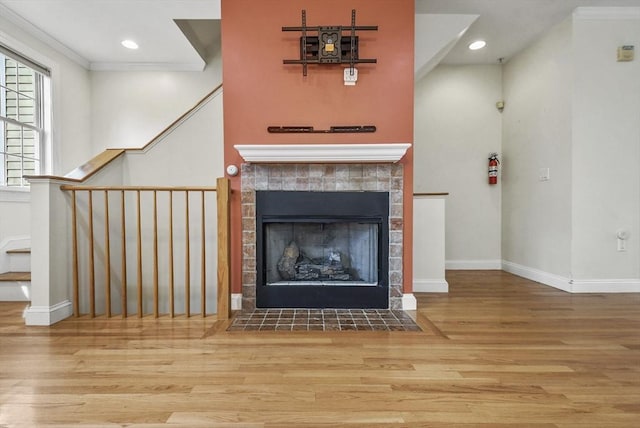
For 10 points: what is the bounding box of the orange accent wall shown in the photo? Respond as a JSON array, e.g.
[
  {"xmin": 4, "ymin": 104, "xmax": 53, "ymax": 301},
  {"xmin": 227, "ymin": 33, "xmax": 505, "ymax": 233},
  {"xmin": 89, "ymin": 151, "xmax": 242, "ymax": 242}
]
[{"xmin": 222, "ymin": 0, "xmax": 414, "ymax": 296}]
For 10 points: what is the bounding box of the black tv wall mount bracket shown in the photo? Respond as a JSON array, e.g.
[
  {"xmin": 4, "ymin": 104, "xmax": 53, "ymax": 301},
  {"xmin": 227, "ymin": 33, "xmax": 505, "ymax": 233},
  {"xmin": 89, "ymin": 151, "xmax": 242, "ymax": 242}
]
[{"xmin": 282, "ymin": 9, "xmax": 378, "ymax": 77}]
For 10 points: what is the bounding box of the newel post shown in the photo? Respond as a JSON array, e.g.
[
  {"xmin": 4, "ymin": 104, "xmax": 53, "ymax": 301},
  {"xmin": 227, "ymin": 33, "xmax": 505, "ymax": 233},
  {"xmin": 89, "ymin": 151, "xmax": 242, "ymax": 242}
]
[
  {"xmin": 216, "ymin": 177, "xmax": 232, "ymax": 319},
  {"xmin": 24, "ymin": 177, "xmax": 74, "ymax": 325}
]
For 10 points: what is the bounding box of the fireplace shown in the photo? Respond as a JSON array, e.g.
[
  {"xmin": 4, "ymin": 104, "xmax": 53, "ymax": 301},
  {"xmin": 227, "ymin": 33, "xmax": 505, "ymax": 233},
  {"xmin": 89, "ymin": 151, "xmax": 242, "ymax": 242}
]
[
  {"xmin": 256, "ymin": 191, "xmax": 389, "ymax": 308},
  {"xmin": 241, "ymin": 163, "xmax": 404, "ymax": 311}
]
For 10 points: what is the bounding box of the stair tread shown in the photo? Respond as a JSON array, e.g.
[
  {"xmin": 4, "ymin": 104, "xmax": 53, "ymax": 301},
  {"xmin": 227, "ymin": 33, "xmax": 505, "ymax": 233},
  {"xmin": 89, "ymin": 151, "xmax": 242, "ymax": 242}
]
[
  {"xmin": 6, "ymin": 248, "xmax": 31, "ymax": 254},
  {"xmin": 0, "ymin": 272, "xmax": 31, "ymax": 281}
]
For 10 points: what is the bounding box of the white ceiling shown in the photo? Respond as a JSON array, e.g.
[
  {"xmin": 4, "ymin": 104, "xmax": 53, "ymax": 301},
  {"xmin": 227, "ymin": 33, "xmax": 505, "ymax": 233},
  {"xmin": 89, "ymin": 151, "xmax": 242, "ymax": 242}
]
[
  {"xmin": 0, "ymin": 0, "xmax": 639, "ymax": 71},
  {"xmin": 0, "ymin": 0, "xmax": 221, "ymax": 70},
  {"xmin": 420, "ymin": 0, "xmax": 640, "ymax": 65}
]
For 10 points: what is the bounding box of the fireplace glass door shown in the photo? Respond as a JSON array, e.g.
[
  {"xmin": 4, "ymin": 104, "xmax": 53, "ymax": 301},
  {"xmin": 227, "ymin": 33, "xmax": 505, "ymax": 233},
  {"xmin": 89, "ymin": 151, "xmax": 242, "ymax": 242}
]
[
  {"xmin": 265, "ymin": 222, "xmax": 378, "ymax": 286},
  {"xmin": 256, "ymin": 191, "xmax": 389, "ymax": 309}
]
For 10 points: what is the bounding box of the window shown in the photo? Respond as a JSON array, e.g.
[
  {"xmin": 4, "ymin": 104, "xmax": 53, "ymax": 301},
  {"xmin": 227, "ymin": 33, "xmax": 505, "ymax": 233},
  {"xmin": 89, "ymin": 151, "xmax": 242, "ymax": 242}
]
[{"xmin": 0, "ymin": 44, "xmax": 50, "ymax": 187}]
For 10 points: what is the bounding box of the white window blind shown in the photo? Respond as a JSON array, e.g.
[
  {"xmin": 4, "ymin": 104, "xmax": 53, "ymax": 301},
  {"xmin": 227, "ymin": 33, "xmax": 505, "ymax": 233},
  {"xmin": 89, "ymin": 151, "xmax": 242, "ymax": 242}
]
[{"xmin": 0, "ymin": 43, "xmax": 50, "ymax": 77}]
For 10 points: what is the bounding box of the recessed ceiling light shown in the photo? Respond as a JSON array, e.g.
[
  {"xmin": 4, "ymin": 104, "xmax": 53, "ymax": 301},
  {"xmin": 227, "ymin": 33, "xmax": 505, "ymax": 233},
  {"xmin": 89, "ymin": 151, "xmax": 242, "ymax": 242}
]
[
  {"xmin": 468, "ymin": 40, "xmax": 487, "ymax": 50},
  {"xmin": 121, "ymin": 40, "xmax": 139, "ymax": 50}
]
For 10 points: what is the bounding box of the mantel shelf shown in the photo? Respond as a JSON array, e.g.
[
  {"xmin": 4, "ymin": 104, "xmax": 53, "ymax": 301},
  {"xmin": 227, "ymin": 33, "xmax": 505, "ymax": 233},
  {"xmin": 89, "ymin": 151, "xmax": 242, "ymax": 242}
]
[{"xmin": 234, "ymin": 143, "xmax": 411, "ymax": 163}]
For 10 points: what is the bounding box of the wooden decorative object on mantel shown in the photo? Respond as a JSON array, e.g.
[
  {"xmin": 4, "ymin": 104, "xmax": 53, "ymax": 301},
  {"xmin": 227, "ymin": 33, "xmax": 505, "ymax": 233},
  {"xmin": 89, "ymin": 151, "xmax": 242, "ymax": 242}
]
[{"xmin": 267, "ymin": 125, "xmax": 376, "ymax": 134}]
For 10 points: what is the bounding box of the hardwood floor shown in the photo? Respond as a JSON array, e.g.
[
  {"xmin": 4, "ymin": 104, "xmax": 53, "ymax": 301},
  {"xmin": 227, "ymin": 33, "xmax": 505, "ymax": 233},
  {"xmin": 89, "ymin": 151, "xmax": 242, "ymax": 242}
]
[{"xmin": 1, "ymin": 270, "xmax": 638, "ymax": 427}]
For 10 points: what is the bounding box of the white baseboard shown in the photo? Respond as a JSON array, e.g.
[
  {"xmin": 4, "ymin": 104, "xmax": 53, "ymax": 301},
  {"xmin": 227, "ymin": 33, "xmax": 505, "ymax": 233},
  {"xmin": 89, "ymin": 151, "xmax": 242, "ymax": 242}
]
[
  {"xmin": 570, "ymin": 279, "xmax": 640, "ymax": 293},
  {"xmin": 502, "ymin": 260, "xmax": 640, "ymax": 293},
  {"xmin": 24, "ymin": 300, "xmax": 73, "ymax": 326},
  {"xmin": 502, "ymin": 260, "xmax": 572, "ymax": 292},
  {"xmin": 413, "ymin": 279, "xmax": 449, "ymax": 293},
  {"xmin": 231, "ymin": 293, "xmax": 242, "ymax": 311},
  {"xmin": 0, "ymin": 281, "xmax": 30, "ymax": 301},
  {"xmin": 446, "ymin": 260, "xmax": 502, "ymax": 270},
  {"xmin": 402, "ymin": 293, "xmax": 417, "ymax": 310}
]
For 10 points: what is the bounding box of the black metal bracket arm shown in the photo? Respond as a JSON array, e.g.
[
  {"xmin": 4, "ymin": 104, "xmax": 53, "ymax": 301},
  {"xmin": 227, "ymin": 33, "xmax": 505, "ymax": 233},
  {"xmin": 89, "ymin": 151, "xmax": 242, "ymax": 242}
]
[
  {"xmin": 282, "ymin": 9, "xmax": 378, "ymax": 76},
  {"xmin": 267, "ymin": 125, "xmax": 376, "ymax": 134}
]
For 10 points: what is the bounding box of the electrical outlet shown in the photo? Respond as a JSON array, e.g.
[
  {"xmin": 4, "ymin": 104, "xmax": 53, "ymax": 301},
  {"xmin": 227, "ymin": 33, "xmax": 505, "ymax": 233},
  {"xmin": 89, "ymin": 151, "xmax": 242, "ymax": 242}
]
[
  {"xmin": 538, "ymin": 167, "xmax": 550, "ymax": 181},
  {"xmin": 344, "ymin": 68, "xmax": 358, "ymax": 86},
  {"xmin": 617, "ymin": 230, "xmax": 629, "ymax": 252}
]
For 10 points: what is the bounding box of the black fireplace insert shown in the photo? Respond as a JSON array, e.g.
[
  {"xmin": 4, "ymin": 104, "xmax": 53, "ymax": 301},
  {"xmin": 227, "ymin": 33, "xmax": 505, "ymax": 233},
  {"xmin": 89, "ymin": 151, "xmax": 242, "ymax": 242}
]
[{"xmin": 256, "ymin": 191, "xmax": 389, "ymax": 308}]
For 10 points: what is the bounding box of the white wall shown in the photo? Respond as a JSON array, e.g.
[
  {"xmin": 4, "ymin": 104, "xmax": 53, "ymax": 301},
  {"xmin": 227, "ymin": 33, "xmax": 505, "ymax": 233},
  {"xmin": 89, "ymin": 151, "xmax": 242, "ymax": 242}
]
[
  {"xmin": 501, "ymin": 18, "xmax": 573, "ymax": 279},
  {"xmin": 123, "ymin": 93, "xmax": 224, "ymax": 185},
  {"xmin": 0, "ymin": 12, "xmax": 91, "ymax": 260},
  {"xmin": 90, "ymin": 51, "xmax": 222, "ymax": 153},
  {"xmin": 0, "ymin": 191, "xmax": 30, "ymax": 273},
  {"xmin": 413, "ymin": 196, "xmax": 447, "ymax": 291},
  {"xmin": 414, "ymin": 64, "xmax": 502, "ymax": 268},
  {"xmin": 571, "ymin": 10, "xmax": 640, "ymax": 281},
  {"xmin": 502, "ymin": 8, "xmax": 640, "ymax": 291},
  {"xmin": 0, "ymin": 14, "xmax": 92, "ymax": 176}
]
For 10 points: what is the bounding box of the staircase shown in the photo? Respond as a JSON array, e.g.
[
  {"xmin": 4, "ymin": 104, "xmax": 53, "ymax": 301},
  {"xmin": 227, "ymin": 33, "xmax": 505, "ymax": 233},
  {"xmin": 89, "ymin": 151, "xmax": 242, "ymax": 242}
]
[
  {"xmin": 21, "ymin": 83, "xmax": 229, "ymax": 324},
  {"xmin": 0, "ymin": 247, "xmax": 31, "ymax": 301}
]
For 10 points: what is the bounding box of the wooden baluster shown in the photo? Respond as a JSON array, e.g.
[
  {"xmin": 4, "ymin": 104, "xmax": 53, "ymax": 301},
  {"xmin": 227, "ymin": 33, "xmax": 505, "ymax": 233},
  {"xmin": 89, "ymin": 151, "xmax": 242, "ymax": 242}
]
[
  {"xmin": 104, "ymin": 190, "xmax": 111, "ymax": 318},
  {"xmin": 185, "ymin": 191, "xmax": 190, "ymax": 317},
  {"xmin": 216, "ymin": 178, "xmax": 231, "ymax": 320},
  {"xmin": 153, "ymin": 190, "xmax": 159, "ymax": 318},
  {"xmin": 88, "ymin": 190, "xmax": 95, "ymax": 318},
  {"xmin": 201, "ymin": 190, "xmax": 206, "ymax": 317},
  {"xmin": 71, "ymin": 190, "xmax": 79, "ymax": 317},
  {"xmin": 121, "ymin": 190, "xmax": 127, "ymax": 318},
  {"xmin": 169, "ymin": 191, "xmax": 175, "ymax": 318},
  {"xmin": 136, "ymin": 190, "xmax": 142, "ymax": 318}
]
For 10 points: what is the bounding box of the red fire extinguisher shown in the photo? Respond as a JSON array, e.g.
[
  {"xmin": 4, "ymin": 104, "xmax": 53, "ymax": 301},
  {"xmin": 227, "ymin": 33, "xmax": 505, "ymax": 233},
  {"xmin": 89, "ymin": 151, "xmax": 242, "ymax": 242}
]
[{"xmin": 488, "ymin": 153, "xmax": 500, "ymax": 185}]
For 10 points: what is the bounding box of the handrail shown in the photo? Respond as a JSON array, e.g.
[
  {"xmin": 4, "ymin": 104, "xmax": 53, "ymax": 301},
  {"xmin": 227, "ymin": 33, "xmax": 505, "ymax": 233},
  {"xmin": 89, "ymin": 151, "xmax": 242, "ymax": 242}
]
[
  {"xmin": 62, "ymin": 149, "xmax": 127, "ymax": 182},
  {"xmin": 61, "ymin": 185, "xmax": 217, "ymax": 191},
  {"xmin": 25, "ymin": 83, "xmax": 223, "ymax": 184}
]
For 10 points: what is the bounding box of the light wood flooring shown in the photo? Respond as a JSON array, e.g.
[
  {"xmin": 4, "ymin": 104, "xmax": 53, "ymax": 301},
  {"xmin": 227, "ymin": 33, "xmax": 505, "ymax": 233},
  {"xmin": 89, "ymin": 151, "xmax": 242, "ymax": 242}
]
[{"xmin": 1, "ymin": 270, "xmax": 638, "ymax": 427}]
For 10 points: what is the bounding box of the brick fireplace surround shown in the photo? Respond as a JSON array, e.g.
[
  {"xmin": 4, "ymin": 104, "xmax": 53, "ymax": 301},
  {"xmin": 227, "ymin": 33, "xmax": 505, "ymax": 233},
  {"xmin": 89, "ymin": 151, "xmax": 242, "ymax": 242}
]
[{"xmin": 241, "ymin": 163, "xmax": 404, "ymax": 311}]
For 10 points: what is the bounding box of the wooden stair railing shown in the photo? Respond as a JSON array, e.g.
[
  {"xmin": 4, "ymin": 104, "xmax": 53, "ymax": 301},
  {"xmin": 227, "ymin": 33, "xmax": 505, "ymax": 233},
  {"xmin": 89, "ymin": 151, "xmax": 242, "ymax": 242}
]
[
  {"xmin": 26, "ymin": 84, "xmax": 228, "ymax": 319},
  {"xmin": 61, "ymin": 178, "xmax": 231, "ymax": 319}
]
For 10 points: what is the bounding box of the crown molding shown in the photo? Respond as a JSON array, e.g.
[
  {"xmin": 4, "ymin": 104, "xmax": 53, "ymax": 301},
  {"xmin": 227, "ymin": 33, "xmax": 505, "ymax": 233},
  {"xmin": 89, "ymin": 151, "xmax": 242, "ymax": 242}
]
[
  {"xmin": 89, "ymin": 61, "xmax": 206, "ymax": 72},
  {"xmin": 573, "ymin": 7, "xmax": 640, "ymax": 21},
  {"xmin": 0, "ymin": 3, "xmax": 89, "ymax": 69},
  {"xmin": 235, "ymin": 143, "xmax": 411, "ymax": 163}
]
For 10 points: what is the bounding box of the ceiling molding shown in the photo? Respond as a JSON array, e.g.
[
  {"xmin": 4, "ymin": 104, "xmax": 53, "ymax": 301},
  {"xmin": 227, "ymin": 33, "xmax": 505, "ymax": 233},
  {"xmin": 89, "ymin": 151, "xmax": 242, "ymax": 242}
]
[
  {"xmin": 573, "ymin": 7, "xmax": 640, "ymax": 20},
  {"xmin": 235, "ymin": 144, "xmax": 412, "ymax": 163},
  {"xmin": 89, "ymin": 61, "xmax": 206, "ymax": 72},
  {"xmin": 0, "ymin": 2, "xmax": 89, "ymax": 69}
]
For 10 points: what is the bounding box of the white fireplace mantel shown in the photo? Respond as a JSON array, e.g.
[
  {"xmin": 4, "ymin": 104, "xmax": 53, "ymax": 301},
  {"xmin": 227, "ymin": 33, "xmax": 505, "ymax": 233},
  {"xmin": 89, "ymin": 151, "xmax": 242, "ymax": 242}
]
[{"xmin": 234, "ymin": 143, "xmax": 411, "ymax": 163}]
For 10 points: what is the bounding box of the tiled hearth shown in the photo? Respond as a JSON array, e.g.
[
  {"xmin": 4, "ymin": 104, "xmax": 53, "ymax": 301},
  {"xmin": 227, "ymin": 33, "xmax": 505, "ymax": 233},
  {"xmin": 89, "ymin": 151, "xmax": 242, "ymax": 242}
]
[
  {"xmin": 241, "ymin": 163, "xmax": 404, "ymax": 311},
  {"xmin": 227, "ymin": 309, "xmax": 420, "ymax": 332}
]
